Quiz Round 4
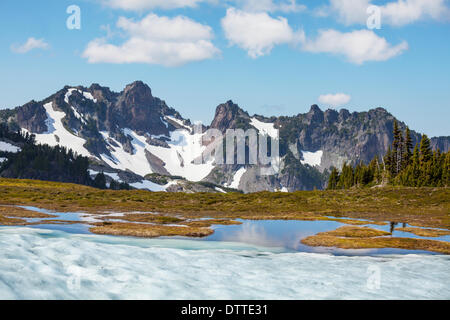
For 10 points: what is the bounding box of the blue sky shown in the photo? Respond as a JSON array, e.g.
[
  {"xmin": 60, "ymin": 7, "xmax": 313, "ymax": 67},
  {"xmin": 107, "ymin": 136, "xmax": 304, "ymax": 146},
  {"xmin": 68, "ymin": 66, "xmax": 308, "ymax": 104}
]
[{"xmin": 0, "ymin": 0, "xmax": 449, "ymax": 136}]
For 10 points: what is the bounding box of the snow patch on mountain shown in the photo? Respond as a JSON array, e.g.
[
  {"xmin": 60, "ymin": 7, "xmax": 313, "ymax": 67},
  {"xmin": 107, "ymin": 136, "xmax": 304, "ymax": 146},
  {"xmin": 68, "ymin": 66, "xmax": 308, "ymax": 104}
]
[
  {"xmin": 70, "ymin": 106, "xmax": 87, "ymax": 124},
  {"xmin": 99, "ymin": 127, "xmax": 215, "ymax": 182},
  {"xmin": 88, "ymin": 169, "xmax": 179, "ymax": 192},
  {"xmin": 226, "ymin": 167, "xmax": 246, "ymax": 189},
  {"xmin": 99, "ymin": 130, "xmax": 153, "ymax": 177},
  {"xmin": 165, "ymin": 116, "xmax": 191, "ymax": 132},
  {"xmin": 301, "ymin": 150, "xmax": 323, "ymax": 167},
  {"xmin": 129, "ymin": 180, "xmax": 166, "ymax": 192},
  {"xmin": 146, "ymin": 129, "xmax": 215, "ymax": 182},
  {"xmin": 215, "ymin": 187, "xmax": 227, "ymax": 193},
  {"xmin": 30, "ymin": 102, "xmax": 93, "ymax": 158},
  {"xmin": 82, "ymin": 92, "xmax": 97, "ymax": 103},
  {"xmin": 250, "ymin": 118, "xmax": 278, "ymax": 139},
  {"xmin": 65, "ymin": 88, "xmax": 97, "ymax": 104},
  {"xmin": 0, "ymin": 141, "xmax": 21, "ymax": 153},
  {"xmin": 88, "ymin": 170, "xmax": 120, "ymax": 181}
]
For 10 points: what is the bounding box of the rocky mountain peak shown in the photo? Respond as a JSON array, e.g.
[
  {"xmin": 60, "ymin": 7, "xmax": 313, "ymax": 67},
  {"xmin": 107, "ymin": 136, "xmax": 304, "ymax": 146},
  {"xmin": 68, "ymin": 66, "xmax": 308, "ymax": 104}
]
[
  {"xmin": 210, "ymin": 100, "xmax": 249, "ymax": 132},
  {"xmin": 109, "ymin": 82, "xmax": 170, "ymax": 136},
  {"xmin": 338, "ymin": 108, "xmax": 350, "ymax": 121},
  {"xmin": 308, "ymin": 104, "xmax": 322, "ymax": 113},
  {"xmin": 324, "ymin": 109, "xmax": 339, "ymax": 124},
  {"xmin": 121, "ymin": 81, "xmax": 153, "ymax": 104},
  {"xmin": 306, "ymin": 104, "xmax": 324, "ymax": 123}
]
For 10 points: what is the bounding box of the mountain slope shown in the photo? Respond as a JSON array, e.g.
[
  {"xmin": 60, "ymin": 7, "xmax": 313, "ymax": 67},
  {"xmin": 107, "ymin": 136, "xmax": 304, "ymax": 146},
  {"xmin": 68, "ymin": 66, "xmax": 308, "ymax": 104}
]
[{"xmin": 1, "ymin": 81, "xmax": 448, "ymax": 193}]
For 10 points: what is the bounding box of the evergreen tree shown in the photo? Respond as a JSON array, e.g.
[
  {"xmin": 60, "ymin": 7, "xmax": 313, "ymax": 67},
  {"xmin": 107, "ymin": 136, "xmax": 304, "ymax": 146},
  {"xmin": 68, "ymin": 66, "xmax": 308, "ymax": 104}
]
[
  {"xmin": 444, "ymin": 152, "xmax": 450, "ymax": 187},
  {"xmin": 403, "ymin": 127, "xmax": 413, "ymax": 167},
  {"xmin": 337, "ymin": 162, "xmax": 354, "ymax": 189},
  {"xmin": 370, "ymin": 156, "xmax": 382, "ymax": 185},
  {"xmin": 392, "ymin": 120, "xmax": 403, "ymax": 176},
  {"xmin": 411, "ymin": 144, "xmax": 420, "ymax": 185},
  {"xmin": 119, "ymin": 182, "xmax": 131, "ymax": 190},
  {"xmin": 93, "ymin": 172, "xmax": 107, "ymax": 189},
  {"xmin": 419, "ymin": 134, "xmax": 432, "ymax": 164},
  {"xmin": 109, "ymin": 179, "xmax": 118, "ymax": 190},
  {"xmin": 327, "ymin": 167, "xmax": 340, "ymax": 190}
]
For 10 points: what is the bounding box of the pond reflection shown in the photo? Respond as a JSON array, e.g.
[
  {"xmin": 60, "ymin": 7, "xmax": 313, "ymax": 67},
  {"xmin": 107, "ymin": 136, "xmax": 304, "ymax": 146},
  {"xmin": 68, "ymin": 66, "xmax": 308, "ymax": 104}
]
[
  {"xmin": 202, "ymin": 219, "xmax": 444, "ymax": 255},
  {"xmin": 9, "ymin": 206, "xmax": 450, "ymax": 256}
]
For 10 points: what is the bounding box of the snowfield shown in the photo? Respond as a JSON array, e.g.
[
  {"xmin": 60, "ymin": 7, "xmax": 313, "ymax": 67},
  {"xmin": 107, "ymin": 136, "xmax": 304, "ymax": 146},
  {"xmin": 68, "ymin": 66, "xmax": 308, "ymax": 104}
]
[
  {"xmin": 31, "ymin": 102, "xmax": 93, "ymax": 158},
  {"xmin": 0, "ymin": 227, "xmax": 448, "ymax": 300},
  {"xmin": 250, "ymin": 118, "xmax": 278, "ymax": 139},
  {"xmin": 0, "ymin": 141, "xmax": 21, "ymax": 153},
  {"xmin": 226, "ymin": 167, "xmax": 247, "ymax": 189},
  {"xmin": 100, "ymin": 128, "xmax": 215, "ymax": 181},
  {"xmin": 301, "ymin": 150, "xmax": 323, "ymax": 167},
  {"xmin": 99, "ymin": 130, "xmax": 154, "ymax": 177},
  {"xmin": 146, "ymin": 129, "xmax": 215, "ymax": 182}
]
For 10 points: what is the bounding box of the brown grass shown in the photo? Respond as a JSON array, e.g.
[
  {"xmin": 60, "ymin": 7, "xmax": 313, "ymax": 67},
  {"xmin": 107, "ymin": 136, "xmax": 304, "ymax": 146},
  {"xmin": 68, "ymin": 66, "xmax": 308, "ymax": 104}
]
[
  {"xmin": 1, "ymin": 178, "xmax": 448, "ymax": 229},
  {"xmin": 301, "ymin": 226, "xmax": 450, "ymax": 254},
  {"xmin": 0, "ymin": 205, "xmax": 56, "ymax": 218},
  {"xmin": 89, "ymin": 222, "xmax": 214, "ymax": 238},
  {"xmin": 397, "ymin": 227, "xmax": 450, "ymax": 237},
  {"xmin": 320, "ymin": 226, "xmax": 391, "ymax": 238}
]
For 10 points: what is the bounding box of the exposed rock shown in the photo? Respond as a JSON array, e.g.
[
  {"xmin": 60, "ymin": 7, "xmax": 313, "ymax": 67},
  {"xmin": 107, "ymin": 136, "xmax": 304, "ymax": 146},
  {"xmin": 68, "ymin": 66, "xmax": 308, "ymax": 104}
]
[
  {"xmin": 111, "ymin": 81, "xmax": 174, "ymax": 137},
  {"xmin": 210, "ymin": 100, "xmax": 250, "ymax": 133},
  {"xmin": 16, "ymin": 101, "xmax": 48, "ymax": 133},
  {"xmin": 145, "ymin": 150, "xmax": 170, "ymax": 176}
]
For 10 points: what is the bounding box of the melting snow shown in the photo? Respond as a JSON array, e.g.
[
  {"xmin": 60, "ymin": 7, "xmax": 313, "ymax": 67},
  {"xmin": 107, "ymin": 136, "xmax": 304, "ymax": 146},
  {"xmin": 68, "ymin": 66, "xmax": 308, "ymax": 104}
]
[
  {"xmin": 0, "ymin": 227, "xmax": 449, "ymax": 300},
  {"xmin": 0, "ymin": 141, "xmax": 21, "ymax": 153},
  {"xmin": 301, "ymin": 150, "xmax": 323, "ymax": 167}
]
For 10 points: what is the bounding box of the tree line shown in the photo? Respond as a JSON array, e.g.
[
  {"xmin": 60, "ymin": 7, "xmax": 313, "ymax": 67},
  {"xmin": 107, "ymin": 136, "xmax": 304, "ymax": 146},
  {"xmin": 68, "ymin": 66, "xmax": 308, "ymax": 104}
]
[{"xmin": 327, "ymin": 121, "xmax": 449, "ymax": 189}]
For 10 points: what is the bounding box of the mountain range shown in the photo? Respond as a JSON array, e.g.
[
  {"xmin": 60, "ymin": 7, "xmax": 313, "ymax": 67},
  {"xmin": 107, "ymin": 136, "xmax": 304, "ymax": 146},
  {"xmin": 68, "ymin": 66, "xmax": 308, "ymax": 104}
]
[{"xmin": 1, "ymin": 81, "xmax": 448, "ymax": 193}]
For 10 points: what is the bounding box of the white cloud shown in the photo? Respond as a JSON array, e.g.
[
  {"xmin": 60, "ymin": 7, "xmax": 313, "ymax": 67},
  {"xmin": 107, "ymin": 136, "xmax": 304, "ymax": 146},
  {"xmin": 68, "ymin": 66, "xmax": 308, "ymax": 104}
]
[
  {"xmin": 221, "ymin": 8, "xmax": 303, "ymax": 58},
  {"xmin": 302, "ymin": 29, "xmax": 408, "ymax": 64},
  {"xmin": 318, "ymin": 93, "xmax": 351, "ymax": 107},
  {"xmin": 101, "ymin": 0, "xmax": 205, "ymax": 10},
  {"xmin": 235, "ymin": 0, "xmax": 306, "ymax": 13},
  {"xmin": 82, "ymin": 14, "xmax": 220, "ymax": 67},
  {"xmin": 319, "ymin": 0, "xmax": 450, "ymax": 26},
  {"xmin": 11, "ymin": 37, "xmax": 49, "ymax": 54},
  {"xmin": 102, "ymin": 0, "xmax": 306, "ymax": 12},
  {"xmin": 381, "ymin": 0, "xmax": 450, "ymax": 26}
]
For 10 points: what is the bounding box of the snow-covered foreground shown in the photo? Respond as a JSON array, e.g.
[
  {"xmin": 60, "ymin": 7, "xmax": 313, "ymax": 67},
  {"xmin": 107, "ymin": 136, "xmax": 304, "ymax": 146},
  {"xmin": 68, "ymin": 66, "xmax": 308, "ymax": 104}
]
[{"xmin": 0, "ymin": 227, "xmax": 448, "ymax": 300}]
